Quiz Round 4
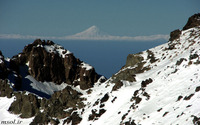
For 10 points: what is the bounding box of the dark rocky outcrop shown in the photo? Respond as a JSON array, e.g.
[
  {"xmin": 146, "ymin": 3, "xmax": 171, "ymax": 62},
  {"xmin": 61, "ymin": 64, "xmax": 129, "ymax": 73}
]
[
  {"xmin": 0, "ymin": 79, "xmax": 13, "ymax": 98},
  {"xmin": 10, "ymin": 39, "xmax": 100, "ymax": 90},
  {"xmin": 125, "ymin": 53, "xmax": 144, "ymax": 67},
  {"xmin": 45, "ymin": 86, "xmax": 84, "ymax": 118},
  {"xmin": 100, "ymin": 93, "xmax": 109, "ymax": 103},
  {"xmin": 111, "ymin": 52, "xmax": 150, "ymax": 84},
  {"xmin": 147, "ymin": 50, "xmax": 158, "ymax": 63},
  {"xmin": 112, "ymin": 80, "xmax": 123, "ymax": 91},
  {"xmin": 141, "ymin": 78, "xmax": 153, "ymax": 88},
  {"xmin": 0, "ymin": 51, "xmax": 8, "ymax": 79},
  {"xmin": 0, "ymin": 39, "xmax": 104, "ymax": 124},
  {"xmin": 169, "ymin": 29, "xmax": 181, "ymax": 42},
  {"xmin": 64, "ymin": 112, "xmax": 82, "ymax": 125},
  {"xmin": 7, "ymin": 85, "xmax": 85, "ymax": 124},
  {"xmin": 112, "ymin": 69, "xmax": 136, "ymax": 83},
  {"xmin": 176, "ymin": 58, "xmax": 187, "ymax": 66},
  {"xmin": 8, "ymin": 92, "xmax": 41, "ymax": 118},
  {"xmin": 124, "ymin": 120, "xmax": 136, "ymax": 125},
  {"xmin": 195, "ymin": 86, "xmax": 200, "ymax": 92},
  {"xmin": 29, "ymin": 86, "xmax": 84, "ymax": 124},
  {"xmin": 183, "ymin": 13, "xmax": 200, "ymax": 30},
  {"xmin": 88, "ymin": 109, "xmax": 106, "ymax": 121},
  {"xmin": 30, "ymin": 112, "xmax": 52, "ymax": 125},
  {"xmin": 192, "ymin": 115, "xmax": 200, "ymax": 125}
]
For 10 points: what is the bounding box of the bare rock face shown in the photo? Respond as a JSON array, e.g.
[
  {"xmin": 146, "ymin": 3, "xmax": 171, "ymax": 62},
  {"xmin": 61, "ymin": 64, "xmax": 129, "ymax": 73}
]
[
  {"xmin": 169, "ymin": 29, "xmax": 181, "ymax": 42},
  {"xmin": 0, "ymin": 51, "xmax": 8, "ymax": 79},
  {"xmin": 8, "ymin": 92, "xmax": 40, "ymax": 118},
  {"xmin": 183, "ymin": 13, "xmax": 200, "ymax": 30},
  {"xmin": 10, "ymin": 39, "xmax": 100, "ymax": 90},
  {"xmin": 0, "ymin": 79, "xmax": 13, "ymax": 98}
]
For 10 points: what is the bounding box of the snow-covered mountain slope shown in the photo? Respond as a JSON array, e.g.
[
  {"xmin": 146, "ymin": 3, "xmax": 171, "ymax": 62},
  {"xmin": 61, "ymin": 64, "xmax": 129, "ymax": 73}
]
[
  {"xmin": 77, "ymin": 26, "xmax": 200, "ymax": 125},
  {"xmin": 0, "ymin": 14, "xmax": 200, "ymax": 125}
]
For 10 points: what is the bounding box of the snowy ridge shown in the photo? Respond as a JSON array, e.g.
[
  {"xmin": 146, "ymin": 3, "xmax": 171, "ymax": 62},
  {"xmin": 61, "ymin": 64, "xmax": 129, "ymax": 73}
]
[{"xmin": 76, "ymin": 26, "xmax": 200, "ymax": 124}]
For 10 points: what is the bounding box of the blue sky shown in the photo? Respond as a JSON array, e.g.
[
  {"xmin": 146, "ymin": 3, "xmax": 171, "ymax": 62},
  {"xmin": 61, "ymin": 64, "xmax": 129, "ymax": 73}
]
[{"xmin": 0, "ymin": 0, "xmax": 200, "ymax": 38}]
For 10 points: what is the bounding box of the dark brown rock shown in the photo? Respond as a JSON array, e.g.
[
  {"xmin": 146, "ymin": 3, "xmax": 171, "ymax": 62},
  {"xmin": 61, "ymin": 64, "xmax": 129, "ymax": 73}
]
[
  {"xmin": 112, "ymin": 69, "xmax": 136, "ymax": 83},
  {"xmin": 192, "ymin": 115, "xmax": 200, "ymax": 125},
  {"xmin": 112, "ymin": 80, "xmax": 123, "ymax": 91},
  {"xmin": 163, "ymin": 112, "xmax": 169, "ymax": 117},
  {"xmin": 195, "ymin": 86, "xmax": 200, "ymax": 92},
  {"xmin": 130, "ymin": 96, "xmax": 142, "ymax": 104},
  {"xmin": 126, "ymin": 53, "xmax": 144, "ymax": 67},
  {"xmin": 112, "ymin": 52, "xmax": 151, "ymax": 84},
  {"xmin": 88, "ymin": 109, "xmax": 106, "ymax": 121},
  {"xmin": 44, "ymin": 86, "xmax": 84, "ymax": 119},
  {"xmin": 65, "ymin": 112, "xmax": 82, "ymax": 125},
  {"xmin": 8, "ymin": 92, "xmax": 40, "ymax": 118},
  {"xmin": 183, "ymin": 94, "xmax": 194, "ymax": 100},
  {"xmin": 10, "ymin": 39, "xmax": 101, "ymax": 90},
  {"xmin": 0, "ymin": 79, "xmax": 13, "ymax": 98},
  {"xmin": 100, "ymin": 93, "xmax": 109, "ymax": 103},
  {"xmin": 0, "ymin": 51, "xmax": 8, "ymax": 79},
  {"xmin": 147, "ymin": 50, "xmax": 158, "ymax": 63},
  {"xmin": 141, "ymin": 78, "xmax": 153, "ymax": 88},
  {"xmin": 176, "ymin": 95, "xmax": 183, "ymax": 101},
  {"xmin": 183, "ymin": 13, "xmax": 200, "ymax": 30},
  {"xmin": 30, "ymin": 112, "xmax": 51, "ymax": 125},
  {"xmin": 124, "ymin": 120, "xmax": 136, "ymax": 125},
  {"xmin": 169, "ymin": 29, "xmax": 181, "ymax": 41},
  {"xmin": 176, "ymin": 58, "xmax": 187, "ymax": 66}
]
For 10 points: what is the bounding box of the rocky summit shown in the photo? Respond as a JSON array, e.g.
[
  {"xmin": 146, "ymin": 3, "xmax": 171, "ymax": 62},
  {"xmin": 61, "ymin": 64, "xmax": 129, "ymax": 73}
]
[{"xmin": 0, "ymin": 13, "xmax": 200, "ymax": 125}]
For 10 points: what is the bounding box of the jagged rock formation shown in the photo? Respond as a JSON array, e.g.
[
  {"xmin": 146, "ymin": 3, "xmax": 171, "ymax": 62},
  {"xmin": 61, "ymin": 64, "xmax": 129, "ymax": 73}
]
[
  {"xmin": 0, "ymin": 13, "xmax": 200, "ymax": 125},
  {"xmin": 0, "ymin": 39, "xmax": 105, "ymax": 124},
  {"xmin": 10, "ymin": 39, "xmax": 100, "ymax": 90},
  {"xmin": 183, "ymin": 13, "xmax": 200, "ymax": 30}
]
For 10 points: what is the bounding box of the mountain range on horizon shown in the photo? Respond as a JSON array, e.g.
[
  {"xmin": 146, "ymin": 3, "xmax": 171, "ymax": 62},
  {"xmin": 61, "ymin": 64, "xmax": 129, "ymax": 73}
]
[
  {"xmin": 0, "ymin": 25, "xmax": 169, "ymax": 41},
  {"xmin": 0, "ymin": 13, "xmax": 200, "ymax": 125}
]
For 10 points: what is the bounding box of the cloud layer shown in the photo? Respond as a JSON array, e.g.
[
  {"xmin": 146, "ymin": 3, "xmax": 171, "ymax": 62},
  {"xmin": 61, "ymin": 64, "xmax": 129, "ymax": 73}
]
[{"xmin": 0, "ymin": 34, "xmax": 169, "ymax": 41}]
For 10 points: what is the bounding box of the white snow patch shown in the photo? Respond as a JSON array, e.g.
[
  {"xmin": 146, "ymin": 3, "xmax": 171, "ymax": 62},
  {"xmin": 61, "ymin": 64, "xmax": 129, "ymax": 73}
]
[
  {"xmin": 81, "ymin": 62, "xmax": 93, "ymax": 70},
  {"xmin": 25, "ymin": 75, "xmax": 67, "ymax": 96},
  {"xmin": 44, "ymin": 44, "xmax": 71, "ymax": 58},
  {"xmin": 0, "ymin": 97, "xmax": 34, "ymax": 124}
]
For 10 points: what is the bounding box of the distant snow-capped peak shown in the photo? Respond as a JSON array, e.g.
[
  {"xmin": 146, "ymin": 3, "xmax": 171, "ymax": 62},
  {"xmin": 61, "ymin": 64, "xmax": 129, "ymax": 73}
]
[{"xmin": 72, "ymin": 25, "xmax": 109, "ymax": 38}]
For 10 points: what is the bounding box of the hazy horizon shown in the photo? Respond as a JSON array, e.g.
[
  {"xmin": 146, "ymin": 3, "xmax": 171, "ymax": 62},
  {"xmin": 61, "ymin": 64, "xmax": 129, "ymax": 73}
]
[{"xmin": 0, "ymin": 1, "xmax": 199, "ymax": 38}]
